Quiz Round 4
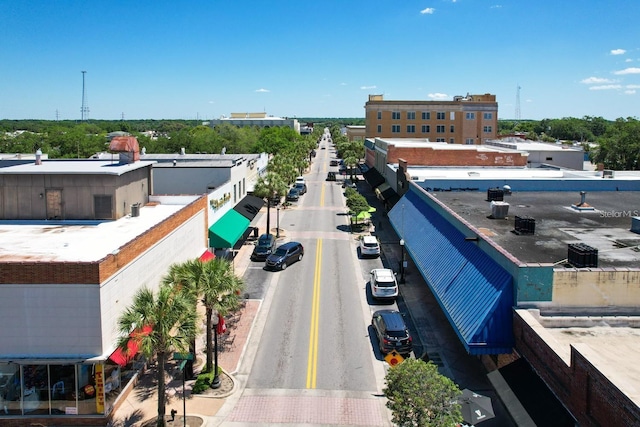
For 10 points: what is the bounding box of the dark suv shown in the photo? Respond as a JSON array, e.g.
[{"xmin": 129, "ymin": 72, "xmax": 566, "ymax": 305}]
[
  {"xmin": 294, "ymin": 182, "xmax": 307, "ymax": 195},
  {"xmin": 371, "ymin": 310, "xmax": 413, "ymax": 355},
  {"xmin": 251, "ymin": 234, "xmax": 276, "ymax": 261},
  {"xmin": 265, "ymin": 241, "xmax": 304, "ymax": 270}
]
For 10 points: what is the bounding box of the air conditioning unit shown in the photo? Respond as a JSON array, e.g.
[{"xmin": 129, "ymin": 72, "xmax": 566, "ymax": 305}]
[{"xmin": 490, "ymin": 201, "xmax": 509, "ymax": 219}]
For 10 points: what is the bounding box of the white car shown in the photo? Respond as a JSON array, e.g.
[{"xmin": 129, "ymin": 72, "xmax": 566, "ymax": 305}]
[
  {"xmin": 360, "ymin": 235, "xmax": 380, "ymax": 257},
  {"xmin": 295, "ymin": 176, "xmax": 305, "ymax": 185},
  {"xmin": 370, "ymin": 268, "xmax": 399, "ymax": 301}
]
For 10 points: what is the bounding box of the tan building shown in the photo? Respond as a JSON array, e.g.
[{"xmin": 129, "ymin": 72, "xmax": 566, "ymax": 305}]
[
  {"xmin": 345, "ymin": 125, "xmax": 366, "ymax": 141},
  {"xmin": 364, "ymin": 93, "xmax": 498, "ymax": 144}
]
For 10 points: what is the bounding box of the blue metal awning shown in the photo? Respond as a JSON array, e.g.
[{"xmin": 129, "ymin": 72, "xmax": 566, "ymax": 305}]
[{"xmin": 389, "ymin": 187, "xmax": 514, "ymax": 354}]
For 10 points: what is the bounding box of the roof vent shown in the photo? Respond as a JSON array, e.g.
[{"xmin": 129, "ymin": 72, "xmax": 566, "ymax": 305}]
[
  {"xmin": 35, "ymin": 149, "xmax": 42, "ymax": 165},
  {"xmin": 180, "ymin": 147, "xmax": 186, "ymax": 155},
  {"xmin": 571, "ymin": 191, "xmax": 595, "ymax": 211}
]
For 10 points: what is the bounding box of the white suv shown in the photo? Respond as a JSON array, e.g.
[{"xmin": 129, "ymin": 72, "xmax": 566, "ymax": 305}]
[
  {"xmin": 370, "ymin": 268, "xmax": 398, "ymax": 301},
  {"xmin": 295, "ymin": 176, "xmax": 305, "ymax": 185},
  {"xmin": 359, "ymin": 235, "xmax": 380, "ymax": 258}
]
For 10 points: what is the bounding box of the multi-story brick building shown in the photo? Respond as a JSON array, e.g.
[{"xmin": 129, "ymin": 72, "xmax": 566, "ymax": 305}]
[{"xmin": 364, "ymin": 93, "xmax": 498, "ymax": 144}]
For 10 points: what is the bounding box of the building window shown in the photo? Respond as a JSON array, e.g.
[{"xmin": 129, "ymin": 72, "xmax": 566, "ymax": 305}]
[
  {"xmin": 450, "ymin": 125, "xmax": 455, "ymax": 133},
  {"xmin": 450, "ymin": 112, "xmax": 455, "ymax": 120},
  {"xmin": 483, "ymin": 126, "xmax": 493, "ymax": 133},
  {"xmin": 377, "ymin": 125, "xmax": 382, "ymax": 133},
  {"xmin": 422, "ymin": 112, "xmax": 431, "ymax": 120},
  {"xmin": 437, "ymin": 112, "xmax": 445, "ymax": 120},
  {"xmin": 377, "ymin": 111, "xmax": 382, "ymax": 120},
  {"xmin": 407, "ymin": 125, "xmax": 415, "ymax": 133},
  {"xmin": 436, "ymin": 125, "xmax": 445, "ymax": 133},
  {"xmin": 466, "ymin": 112, "xmax": 475, "ymax": 119},
  {"xmin": 449, "ymin": 138, "xmax": 455, "ymax": 144},
  {"xmin": 484, "ymin": 112, "xmax": 493, "ymax": 120},
  {"xmin": 407, "ymin": 111, "xmax": 416, "ymax": 120},
  {"xmin": 436, "ymin": 138, "xmax": 446, "ymax": 142},
  {"xmin": 392, "ymin": 125, "xmax": 400, "ymax": 133},
  {"xmin": 392, "ymin": 111, "xmax": 401, "ymax": 120},
  {"xmin": 421, "ymin": 125, "xmax": 430, "ymax": 133},
  {"xmin": 465, "ymin": 138, "xmax": 475, "ymax": 145}
]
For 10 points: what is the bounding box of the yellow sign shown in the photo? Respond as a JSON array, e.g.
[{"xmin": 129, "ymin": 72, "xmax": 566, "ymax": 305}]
[
  {"xmin": 95, "ymin": 364, "xmax": 105, "ymax": 413},
  {"xmin": 384, "ymin": 350, "xmax": 405, "ymax": 366}
]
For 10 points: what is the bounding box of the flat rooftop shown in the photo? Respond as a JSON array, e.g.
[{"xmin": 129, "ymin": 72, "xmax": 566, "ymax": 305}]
[
  {"xmin": 432, "ymin": 190, "xmax": 640, "ymax": 267},
  {"xmin": 0, "ymin": 159, "xmax": 155, "ymax": 175},
  {"xmin": 0, "ymin": 202, "xmax": 189, "ymax": 262}
]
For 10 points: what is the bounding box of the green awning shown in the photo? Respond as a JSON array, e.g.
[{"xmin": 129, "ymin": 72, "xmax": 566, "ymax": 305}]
[{"xmin": 208, "ymin": 210, "xmax": 250, "ymax": 248}]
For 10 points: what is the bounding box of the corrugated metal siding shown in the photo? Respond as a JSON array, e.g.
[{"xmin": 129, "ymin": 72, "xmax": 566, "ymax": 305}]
[{"xmin": 389, "ymin": 189, "xmax": 514, "ymax": 354}]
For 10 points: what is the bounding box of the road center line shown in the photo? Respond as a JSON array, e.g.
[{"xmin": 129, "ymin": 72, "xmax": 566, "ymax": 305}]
[{"xmin": 306, "ymin": 238, "xmax": 322, "ymax": 389}]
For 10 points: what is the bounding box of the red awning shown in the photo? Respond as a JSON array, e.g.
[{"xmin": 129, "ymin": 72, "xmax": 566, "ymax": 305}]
[
  {"xmin": 109, "ymin": 325, "xmax": 153, "ymax": 366},
  {"xmin": 199, "ymin": 250, "xmax": 215, "ymax": 262}
]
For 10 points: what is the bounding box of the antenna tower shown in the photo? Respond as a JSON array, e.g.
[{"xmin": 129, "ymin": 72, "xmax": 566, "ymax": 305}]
[
  {"xmin": 515, "ymin": 84, "xmax": 521, "ymax": 123},
  {"xmin": 81, "ymin": 71, "xmax": 89, "ymax": 122}
]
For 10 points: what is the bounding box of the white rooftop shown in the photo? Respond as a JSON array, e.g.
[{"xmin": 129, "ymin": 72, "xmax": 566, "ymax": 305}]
[
  {"xmin": 0, "ymin": 160, "xmax": 155, "ymax": 175},
  {"xmin": 0, "ymin": 203, "xmax": 188, "ymax": 262}
]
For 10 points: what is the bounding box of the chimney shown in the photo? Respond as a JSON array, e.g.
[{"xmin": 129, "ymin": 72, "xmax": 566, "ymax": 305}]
[{"xmin": 35, "ymin": 149, "xmax": 42, "ymax": 165}]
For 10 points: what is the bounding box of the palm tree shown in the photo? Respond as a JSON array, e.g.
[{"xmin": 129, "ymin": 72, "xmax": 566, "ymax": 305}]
[
  {"xmin": 253, "ymin": 172, "xmax": 287, "ymax": 237},
  {"xmin": 116, "ymin": 284, "xmax": 197, "ymax": 427},
  {"xmin": 174, "ymin": 258, "xmax": 244, "ymax": 373}
]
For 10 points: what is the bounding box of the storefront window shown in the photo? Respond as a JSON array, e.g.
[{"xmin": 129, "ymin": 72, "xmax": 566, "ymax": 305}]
[
  {"xmin": 21, "ymin": 365, "xmax": 48, "ymax": 414},
  {"xmin": 50, "ymin": 364, "xmax": 77, "ymax": 415},
  {"xmin": 0, "ymin": 363, "xmax": 21, "ymax": 416}
]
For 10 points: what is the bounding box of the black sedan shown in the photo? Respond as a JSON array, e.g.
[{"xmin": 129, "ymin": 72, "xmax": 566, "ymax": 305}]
[{"xmin": 286, "ymin": 188, "xmax": 300, "ymax": 202}]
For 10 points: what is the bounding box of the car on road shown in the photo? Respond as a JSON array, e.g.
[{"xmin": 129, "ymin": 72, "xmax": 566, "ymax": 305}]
[
  {"xmin": 326, "ymin": 171, "xmax": 336, "ymax": 181},
  {"xmin": 359, "ymin": 235, "xmax": 380, "ymax": 258},
  {"xmin": 286, "ymin": 188, "xmax": 300, "ymax": 202},
  {"xmin": 370, "ymin": 268, "xmax": 398, "ymax": 301},
  {"xmin": 265, "ymin": 241, "xmax": 304, "ymax": 270},
  {"xmin": 294, "ymin": 182, "xmax": 307, "ymax": 195},
  {"xmin": 251, "ymin": 233, "xmax": 277, "ymax": 261},
  {"xmin": 371, "ymin": 310, "xmax": 413, "ymax": 355},
  {"xmin": 295, "ymin": 176, "xmax": 305, "ymax": 185},
  {"xmin": 330, "ymin": 160, "xmax": 339, "ymax": 166}
]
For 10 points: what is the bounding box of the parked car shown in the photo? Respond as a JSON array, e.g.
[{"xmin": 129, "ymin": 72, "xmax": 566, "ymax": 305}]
[
  {"xmin": 270, "ymin": 195, "xmax": 281, "ymax": 206},
  {"xmin": 286, "ymin": 188, "xmax": 300, "ymax": 202},
  {"xmin": 342, "ymin": 178, "xmax": 357, "ymax": 189},
  {"xmin": 359, "ymin": 235, "xmax": 380, "ymax": 258},
  {"xmin": 294, "ymin": 182, "xmax": 307, "ymax": 195},
  {"xmin": 326, "ymin": 171, "xmax": 336, "ymax": 181},
  {"xmin": 295, "ymin": 176, "xmax": 305, "ymax": 185},
  {"xmin": 371, "ymin": 310, "xmax": 413, "ymax": 355},
  {"xmin": 251, "ymin": 233, "xmax": 276, "ymax": 261},
  {"xmin": 330, "ymin": 160, "xmax": 339, "ymax": 166},
  {"xmin": 370, "ymin": 268, "xmax": 398, "ymax": 300},
  {"xmin": 265, "ymin": 241, "xmax": 304, "ymax": 270}
]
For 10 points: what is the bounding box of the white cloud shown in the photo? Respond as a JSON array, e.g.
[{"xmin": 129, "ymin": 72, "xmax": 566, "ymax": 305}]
[
  {"xmin": 581, "ymin": 77, "xmax": 615, "ymax": 84},
  {"xmin": 625, "ymin": 89, "xmax": 636, "ymax": 95},
  {"xmin": 589, "ymin": 84, "xmax": 622, "ymax": 90},
  {"xmin": 360, "ymin": 85, "xmax": 377, "ymax": 90},
  {"xmin": 420, "ymin": 7, "xmax": 435, "ymax": 14},
  {"xmin": 626, "ymin": 58, "xmax": 633, "ymax": 63},
  {"xmin": 490, "ymin": 5, "xmax": 502, "ymax": 8},
  {"xmin": 340, "ymin": 82, "xmax": 347, "ymax": 86},
  {"xmin": 626, "ymin": 84, "xmax": 640, "ymax": 89},
  {"xmin": 611, "ymin": 49, "xmax": 626, "ymax": 55},
  {"xmin": 614, "ymin": 67, "xmax": 640, "ymax": 75},
  {"xmin": 208, "ymin": 101, "xmax": 215, "ymax": 104},
  {"xmin": 255, "ymin": 88, "xmax": 270, "ymax": 93},
  {"xmin": 427, "ymin": 92, "xmax": 449, "ymax": 100}
]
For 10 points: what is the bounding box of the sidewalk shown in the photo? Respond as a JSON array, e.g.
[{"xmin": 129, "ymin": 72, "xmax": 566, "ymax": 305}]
[{"xmin": 111, "ymin": 212, "xmax": 266, "ymax": 427}]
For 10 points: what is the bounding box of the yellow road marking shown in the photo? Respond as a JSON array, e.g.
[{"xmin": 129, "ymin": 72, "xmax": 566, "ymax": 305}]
[
  {"xmin": 306, "ymin": 239, "xmax": 322, "ymax": 389},
  {"xmin": 320, "ymin": 177, "xmax": 325, "ymax": 207}
]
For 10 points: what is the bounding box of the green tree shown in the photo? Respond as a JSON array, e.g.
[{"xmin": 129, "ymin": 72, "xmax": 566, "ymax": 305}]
[
  {"xmin": 172, "ymin": 258, "xmax": 244, "ymax": 373},
  {"xmin": 592, "ymin": 117, "xmax": 640, "ymax": 170},
  {"xmin": 253, "ymin": 172, "xmax": 288, "ymax": 236},
  {"xmin": 116, "ymin": 284, "xmax": 197, "ymax": 427},
  {"xmin": 384, "ymin": 359, "xmax": 463, "ymax": 427}
]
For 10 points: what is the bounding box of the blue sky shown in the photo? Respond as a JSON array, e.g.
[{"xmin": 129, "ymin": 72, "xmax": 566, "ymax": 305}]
[{"xmin": 2, "ymin": 0, "xmax": 639, "ymax": 121}]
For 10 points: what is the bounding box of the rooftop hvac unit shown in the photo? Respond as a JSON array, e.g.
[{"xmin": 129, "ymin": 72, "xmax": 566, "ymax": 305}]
[
  {"xmin": 514, "ymin": 215, "xmax": 535, "ymax": 235},
  {"xmin": 131, "ymin": 203, "xmax": 141, "ymax": 217},
  {"xmin": 631, "ymin": 217, "xmax": 640, "ymax": 234},
  {"xmin": 487, "ymin": 187, "xmax": 504, "ymax": 202},
  {"xmin": 567, "ymin": 243, "xmax": 598, "ymax": 268},
  {"xmin": 490, "ymin": 201, "xmax": 509, "ymax": 219}
]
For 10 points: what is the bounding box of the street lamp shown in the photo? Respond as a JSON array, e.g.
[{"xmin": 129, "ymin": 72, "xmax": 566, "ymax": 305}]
[
  {"xmin": 399, "ymin": 239, "xmax": 406, "ymax": 284},
  {"xmin": 211, "ymin": 313, "xmax": 221, "ymax": 389},
  {"xmin": 276, "ymin": 206, "xmax": 280, "ymax": 238}
]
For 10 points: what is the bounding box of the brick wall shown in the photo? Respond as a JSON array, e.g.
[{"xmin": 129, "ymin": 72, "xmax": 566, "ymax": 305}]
[
  {"xmin": 386, "ymin": 146, "xmax": 528, "ymax": 167},
  {"xmin": 0, "ymin": 196, "xmax": 207, "ymax": 285},
  {"xmin": 514, "ymin": 311, "xmax": 640, "ymax": 426}
]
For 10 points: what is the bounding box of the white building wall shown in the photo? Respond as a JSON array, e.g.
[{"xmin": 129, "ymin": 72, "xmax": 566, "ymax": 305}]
[
  {"xmin": 100, "ymin": 210, "xmax": 206, "ymax": 356},
  {"xmin": 153, "ymin": 167, "xmax": 230, "ymax": 194}
]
